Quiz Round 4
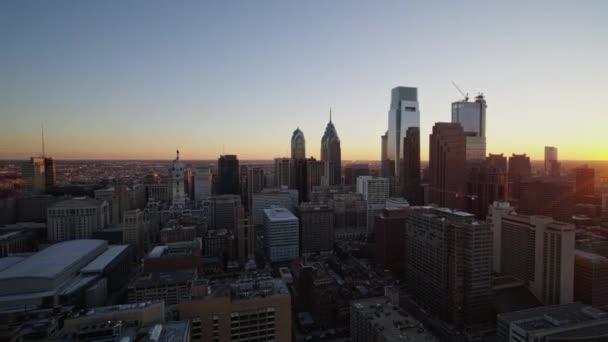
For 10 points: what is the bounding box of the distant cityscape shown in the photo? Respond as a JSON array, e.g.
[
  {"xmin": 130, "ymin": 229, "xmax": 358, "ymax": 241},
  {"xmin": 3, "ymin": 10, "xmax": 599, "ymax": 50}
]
[{"xmin": 0, "ymin": 83, "xmax": 607, "ymax": 342}]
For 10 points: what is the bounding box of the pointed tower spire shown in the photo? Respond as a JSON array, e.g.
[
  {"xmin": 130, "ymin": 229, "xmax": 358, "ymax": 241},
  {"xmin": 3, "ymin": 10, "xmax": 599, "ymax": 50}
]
[{"xmin": 41, "ymin": 124, "xmax": 46, "ymax": 158}]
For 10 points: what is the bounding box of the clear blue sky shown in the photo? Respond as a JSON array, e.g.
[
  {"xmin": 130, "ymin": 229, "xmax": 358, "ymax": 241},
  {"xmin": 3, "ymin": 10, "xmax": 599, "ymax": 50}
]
[{"xmin": 1, "ymin": 0, "xmax": 607, "ymax": 160}]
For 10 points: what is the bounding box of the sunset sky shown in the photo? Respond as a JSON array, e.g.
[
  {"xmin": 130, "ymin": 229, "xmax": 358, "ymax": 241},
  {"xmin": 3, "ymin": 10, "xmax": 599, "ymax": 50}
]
[{"xmin": 1, "ymin": 1, "xmax": 606, "ymax": 161}]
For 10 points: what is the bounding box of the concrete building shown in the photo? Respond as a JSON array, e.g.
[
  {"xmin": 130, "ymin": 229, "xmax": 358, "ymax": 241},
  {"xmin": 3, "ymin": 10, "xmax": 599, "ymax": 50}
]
[
  {"xmin": 251, "ymin": 188, "xmax": 298, "ymax": 225},
  {"xmin": 62, "ymin": 300, "xmax": 165, "ymax": 333},
  {"xmin": 386, "ymin": 87, "xmax": 420, "ymax": 185},
  {"xmin": 264, "ymin": 208, "xmax": 299, "ymax": 262},
  {"xmin": 274, "ymin": 157, "xmax": 293, "ymax": 188},
  {"xmin": 203, "ymin": 229, "xmax": 234, "ymax": 258},
  {"xmin": 43, "ymin": 157, "xmax": 56, "ymax": 192},
  {"xmin": 375, "ymin": 208, "xmax": 409, "ymax": 270},
  {"xmin": 466, "ymin": 161, "xmax": 507, "ymax": 219},
  {"xmin": 429, "ymin": 122, "xmax": 467, "ymax": 210},
  {"xmin": 160, "ymin": 225, "xmax": 196, "ymax": 244},
  {"xmin": 168, "ymin": 150, "xmax": 186, "ymax": 207},
  {"xmin": 235, "ymin": 208, "xmax": 255, "ymax": 261},
  {"xmin": 193, "ymin": 166, "xmax": 212, "ymax": 202},
  {"xmin": 574, "ymin": 250, "xmax": 608, "ymax": 306},
  {"xmin": 177, "ymin": 272, "xmax": 291, "ymax": 342},
  {"xmin": 518, "ymin": 178, "xmax": 574, "ymax": 222},
  {"xmin": 246, "ymin": 167, "xmax": 265, "ymax": 210},
  {"xmin": 451, "ymin": 94, "xmax": 487, "ymax": 160},
  {"xmin": 47, "ymin": 197, "xmax": 109, "ymax": 242},
  {"xmin": 208, "ymin": 194, "xmax": 241, "ymax": 231},
  {"xmin": 306, "ymin": 158, "xmax": 325, "ymax": 194},
  {"xmin": 331, "ymin": 193, "xmax": 367, "ymax": 240},
  {"xmin": 321, "ymin": 111, "xmax": 342, "ymax": 186},
  {"xmin": 508, "ymin": 153, "xmax": 532, "ymax": 200},
  {"xmin": 356, "ymin": 176, "xmax": 389, "ymax": 236},
  {"xmin": 143, "ymin": 239, "xmax": 202, "ymax": 273},
  {"xmin": 350, "ymin": 296, "xmax": 438, "ymax": 342},
  {"xmin": 497, "ymin": 303, "xmax": 608, "ymax": 342},
  {"xmin": 0, "ymin": 231, "xmax": 34, "ymax": 257},
  {"xmin": 489, "ymin": 202, "xmax": 575, "ymax": 305},
  {"xmin": 344, "ymin": 163, "xmax": 370, "ymax": 186},
  {"xmin": 0, "ymin": 239, "xmax": 130, "ymax": 310},
  {"xmin": 146, "ymin": 183, "xmax": 169, "ymax": 202},
  {"xmin": 402, "ymin": 126, "xmax": 422, "ymax": 204},
  {"xmin": 405, "ymin": 207, "xmax": 493, "ymax": 329},
  {"xmin": 575, "ymin": 165, "xmax": 595, "ymax": 196},
  {"xmin": 299, "ymin": 203, "xmax": 334, "ymax": 254},
  {"xmin": 291, "ymin": 261, "xmax": 337, "ymax": 328},
  {"xmin": 127, "ymin": 269, "xmax": 196, "ymax": 307},
  {"xmin": 218, "ymin": 155, "xmax": 240, "ymax": 195},
  {"xmin": 123, "ymin": 209, "xmax": 148, "ymax": 257}
]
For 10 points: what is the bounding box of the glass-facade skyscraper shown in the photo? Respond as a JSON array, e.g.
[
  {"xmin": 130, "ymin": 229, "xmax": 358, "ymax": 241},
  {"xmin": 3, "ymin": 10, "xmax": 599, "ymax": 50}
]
[
  {"xmin": 451, "ymin": 94, "xmax": 487, "ymax": 161},
  {"xmin": 386, "ymin": 87, "xmax": 420, "ymax": 179}
]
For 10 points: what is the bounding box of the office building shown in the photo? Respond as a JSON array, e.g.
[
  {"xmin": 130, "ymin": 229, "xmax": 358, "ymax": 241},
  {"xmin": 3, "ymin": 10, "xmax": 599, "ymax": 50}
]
[
  {"xmin": 47, "ymin": 197, "xmax": 109, "ymax": 242},
  {"xmin": 356, "ymin": 176, "xmax": 389, "ymax": 236},
  {"xmin": 203, "ymin": 229, "xmax": 234, "ymax": 258},
  {"xmin": 299, "ymin": 203, "xmax": 334, "ymax": 254},
  {"xmin": 21, "ymin": 157, "xmax": 46, "ymax": 196},
  {"xmin": 331, "ymin": 193, "xmax": 367, "ymax": 240},
  {"xmin": 160, "ymin": 225, "xmax": 196, "ymax": 244},
  {"xmin": 386, "ymin": 87, "xmax": 420, "ymax": 182},
  {"xmin": 544, "ymin": 146, "xmax": 559, "ymax": 177},
  {"xmin": 518, "ymin": 178, "xmax": 574, "ymax": 221},
  {"xmin": 321, "ymin": 111, "xmax": 342, "ymax": 186},
  {"xmin": 380, "ymin": 131, "xmax": 391, "ymax": 178},
  {"xmin": 274, "ymin": 157, "xmax": 293, "ymax": 188},
  {"xmin": 429, "ymin": 123, "xmax": 467, "ymax": 210},
  {"xmin": 488, "ymin": 202, "xmax": 575, "ymax": 305},
  {"xmin": 497, "ymin": 303, "xmax": 608, "ymax": 342},
  {"xmin": 128, "ymin": 269, "xmax": 196, "ymax": 307},
  {"xmin": 193, "ymin": 166, "xmax": 212, "ymax": 202},
  {"xmin": 264, "ymin": 208, "xmax": 299, "ymax": 262},
  {"xmin": 144, "ymin": 239, "xmax": 202, "ymax": 273},
  {"xmin": 292, "ymin": 158, "xmax": 308, "ymax": 203},
  {"xmin": 94, "ymin": 185, "xmax": 129, "ymax": 225},
  {"xmin": 405, "ymin": 207, "xmax": 493, "ymax": 328},
  {"xmin": 291, "ymin": 127, "xmax": 306, "ymax": 160},
  {"xmin": 374, "ymin": 208, "xmax": 409, "ymax": 269},
  {"xmin": 246, "ymin": 167, "xmax": 265, "ymax": 210},
  {"xmin": 487, "ymin": 153, "xmax": 508, "ymax": 172},
  {"xmin": 575, "ymin": 165, "xmax": 595, "ymax": 196},
  {"xmin": 402, "ymin": 126, "xmax": 422, "ymax": 204},
  {"xmin": 291, "ymin": 261, "xmax": 337, "ymax": 328},
  {"xmin": 0, "ymin": 239, "xmax": 130, "ymax": 310},
  {"xmin": 344, "ymin": 163, "xmax": 370, "ymax": 186},
  {"xmin": 168, "ymin": 150, "xmax": 186, "ymax": 207},
  {"xmin": 451, "ymin": 94, "xmax": 487, "ymax": 160},
  {"xmin": 306, "ymin": 158, "xmax": 325, "ymax": 195},
  {"xmin": 0, "ymin": 231, "xmax": 34, "ymax": 257},
  {"xmin": 466, "ymin": 162, "xmax": 507, "ymax": 219},
  {"xmin": 177, "ymin": 272, "xmax": 291, "ymax": 342},
  {"xmin": 251, "ymin": 188, "xmax": 298, "ymax": 225},
  {"xmin": 208, "ymin": 194, "xmax": 242, "ymax": 231},
  {"xmin": 508, "ymin": 153, "xmax": 532, "ymax": 200},
  {"xmin": 43, "ymin": 157, "xmax": 56, "ymax": 191},
  {"xmin": 235, "ymin": 208, "xmax": 255, "ymax": 261},
  {"xmin": 218, "ymin": 155, "xmax": 240, "ymax": 195},
  {"xmin": 574, "ymin": 250, "xmax": 608, "ymax": 306},
  {"xmin": 350, "ymin": 296, "xmax": 437, "ymax": 342},
  {"xmin": 123, "ymin": 209, "xmax": 147, "ymax": 257}
]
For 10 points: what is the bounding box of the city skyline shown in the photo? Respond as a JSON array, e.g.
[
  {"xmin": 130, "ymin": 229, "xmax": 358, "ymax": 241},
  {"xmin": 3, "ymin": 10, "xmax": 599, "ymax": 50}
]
[{"xmin": 1, "ymin": 1, "xmax": 607, "ymax": 161}]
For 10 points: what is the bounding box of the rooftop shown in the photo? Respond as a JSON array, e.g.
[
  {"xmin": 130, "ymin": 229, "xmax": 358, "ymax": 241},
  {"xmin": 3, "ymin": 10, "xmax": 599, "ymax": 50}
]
[
  {"xmin": 206, "ymin": 271, "xmax": 289, "ymax": 301},
  {"xmin": 80, "ymin": 245, "xmax": 130, "ymax": 274},
  {"xmin": 49, "ymin": 197, "xmax": 105, "ymax": 209},
  {"xmin": 499, "ymin": 303, "xmax": 608, "ymax": 333},
  {"xmin": 264, "ymin": 208, "xmax": 297, "ymax": 222}
]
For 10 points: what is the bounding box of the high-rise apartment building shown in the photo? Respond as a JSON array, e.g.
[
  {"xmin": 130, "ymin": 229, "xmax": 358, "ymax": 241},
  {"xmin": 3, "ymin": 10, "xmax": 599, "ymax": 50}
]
[
  {"xmin": 169, "ymin": 150, "xmax": 186, "ymax": 206},
  {"xmin": 405, "ymin": 207, "xmax": 493, "ymax": 328},
  {"xmin": 429, "ymin": 123, "xmax": 467, "ymax": 210},
  {"xmin": 356, "ymin": 176, "xmax": 389, "ymax": 236},
  {"xmin": 386, "ymin": 87, "xmax": 420, "ymax": 181},
  {"xmin": 47, "ymin": 197, "xmax": 109, "ymax": 241},
  {"xmin": 488, "ymin": 202, "xmax": 575, "ymax": 305},
  {"xmin": 508, "ymin": 153, "xmax": 532, "ymax": 200},
  {"xmin": 402, "ymin": 127, "xmax": 422, "ymax": 204},
  {"xmin": 321, "ymin": 112, "xmax": 341, "ymax": 186},
  {"xmin": 218, "ymin": 155, "xmax": 240, "ymax": 195},
  {"xmin": 575, "ymin": 165, "xmax": 595, "ymax": 196},
  {"xmin": 208, "ymin": 194, "xmax": 242, "ymax": 231},
  {"xmin": 193, "ymin": 166, "xmax": 212, "ymax": 202},
  {"xmin": 574, "ymin": 250, "xmax": 608, "ymax": 306},
  {"xmin": 451, "ymin": 94, "xmax": 487, "ymax": 160},
  {"xmin": 544, "ymin": 146, "xmax": 559, "ymax": 177},
  {"xmin": 251, "ymin": 188, "xmax": 298, "ymax": 225},
  {"xmin": 299, "ymin": 203, "xmax": 334, "ymax": 254},
  {"xmin": 264, "ymin": 208, "xmax": 299, "ymax": 262},
  {"xmin": 177, "ymin": 272, "xmax": 291, "ymax": 342}
]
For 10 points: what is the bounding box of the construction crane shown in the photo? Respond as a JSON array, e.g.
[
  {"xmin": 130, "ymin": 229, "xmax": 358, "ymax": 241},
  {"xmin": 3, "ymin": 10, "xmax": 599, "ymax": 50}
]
[{"xmin": 451, "ymin": 81, "xmax": 469, "ymax": 102}]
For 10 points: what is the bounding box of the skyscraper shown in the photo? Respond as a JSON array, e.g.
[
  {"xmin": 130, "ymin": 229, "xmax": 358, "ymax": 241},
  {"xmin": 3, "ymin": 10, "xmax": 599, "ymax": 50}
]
[
  {"xmin": 405, "ymin": 207, "xmax": 493, "ymax": 328},
  {"xmin": 356, "ymin": 176, "xmax": 389, "ymax": 237},
  {"xmin": 451, "ymin": 94, "xmax": 487, "ymax": 160},
  {"xmin": 386, "ymin": 87, "xmax": 420, "ymax": 180},
  {"xmin": 21, "ymin": 157, "xmax": 46, "ymax": 196},
  {"xmin": 246, "ymin": 166, "xmax": 265, "ymax": 210},
  {"xmin": 306, "ymin": 157, "xmax": 325, "ymax": 195},
  {"xmin": 344, "ymin": 163, "xmax": 370, "ymax": 186},
  {"xmin": 274, "ymin": 157, "xmax": 293, "ymax": 189},
  {"xmin": 321, "ymin": 110, "xmax": 341, "ymax": 186},
  {"xmin": 508, "ymin": 153, "xmax": 532, "ymax": 200},
  {"xmin": 575, "ymin": 165, "xmax": 595, "ymax": 196},
  {"xmin": 218, "ymin": 155, "xmax": 240, "ymax": 195},
  {"xmin": 43, "ymin": 157, "xmax": 56, "ymax": 191},
  {"xmin": 429, "ymin": 123, "xmax": 467, "ymax": 209},
  {"xmin": 264, "ymin": 208, "xmax": 299, "ymax": 262},
  {"xmin": 291, "ymin": 128, "xmax": 306, "ymax": 160},
  {"xmin": 193, "ymin": 166, "xmax": 212, "ymax": 202},
  {"xmin": 380, "ymin": 131, "xmax": 390, "ymax": 178},
  {"xmin": 466, "ymin": 162, "xmax": 507, "ymax": 219},
  {"xmin": 402, "ymin": 127, "xmax": 422, "ymax": 204},
  {"xmin": 545, "ymin": 146, "xmax": 559, "ymax": 177},
  {"xmin": 518, "ymin": 178, "xmax": 574, "ymax": 222},
  {"xmin": 299, "ymin": 203, "xmax": 334, "ymax": 255},
  {"xmin": 169, "ymin": 150, "xmax": 186, "ymax": 207}
]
